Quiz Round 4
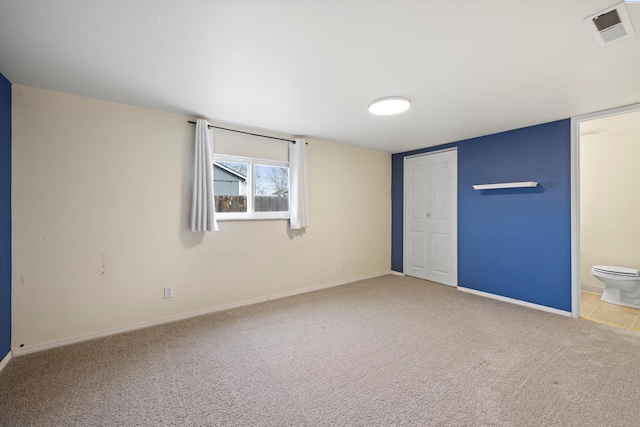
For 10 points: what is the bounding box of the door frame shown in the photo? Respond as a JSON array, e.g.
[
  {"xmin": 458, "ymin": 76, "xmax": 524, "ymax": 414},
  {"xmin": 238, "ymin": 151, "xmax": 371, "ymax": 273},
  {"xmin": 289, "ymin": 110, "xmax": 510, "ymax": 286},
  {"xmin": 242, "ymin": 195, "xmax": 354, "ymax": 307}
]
[
  {"xmin": 571, "ymin": 102, "xmax": 640, "ymax": 318},
  {"xmin": 403, "ymin": 147, "xmax": 458, "ymax": 286}
]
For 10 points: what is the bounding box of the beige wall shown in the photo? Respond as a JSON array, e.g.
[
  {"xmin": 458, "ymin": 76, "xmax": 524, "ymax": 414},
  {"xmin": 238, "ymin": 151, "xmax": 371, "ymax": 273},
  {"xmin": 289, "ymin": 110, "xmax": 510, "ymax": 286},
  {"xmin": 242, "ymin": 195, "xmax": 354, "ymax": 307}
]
[
  {"xmin": 580, "ymin": 131, "xmax": 640, "ymax": 292},
  {"xmin": 12, "ymin": 85, "xmax": 391, "ymax": 352}
]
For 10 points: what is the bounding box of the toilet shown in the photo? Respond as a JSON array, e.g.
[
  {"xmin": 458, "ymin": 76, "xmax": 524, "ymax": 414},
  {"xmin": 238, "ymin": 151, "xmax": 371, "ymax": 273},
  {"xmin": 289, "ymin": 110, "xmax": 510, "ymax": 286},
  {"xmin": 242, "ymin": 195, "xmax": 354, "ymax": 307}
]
[{"xmin": 591, "ymin": 265, "xmax": 640, "ymax": 309}]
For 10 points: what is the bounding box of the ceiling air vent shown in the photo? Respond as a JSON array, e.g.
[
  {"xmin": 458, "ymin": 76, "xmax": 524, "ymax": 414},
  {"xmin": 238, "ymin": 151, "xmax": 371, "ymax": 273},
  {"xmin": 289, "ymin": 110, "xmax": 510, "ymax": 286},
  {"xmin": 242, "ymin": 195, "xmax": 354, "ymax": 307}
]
[{"xmin": 584, "ymin": 2, "xmax": 635, "ymax": 45}]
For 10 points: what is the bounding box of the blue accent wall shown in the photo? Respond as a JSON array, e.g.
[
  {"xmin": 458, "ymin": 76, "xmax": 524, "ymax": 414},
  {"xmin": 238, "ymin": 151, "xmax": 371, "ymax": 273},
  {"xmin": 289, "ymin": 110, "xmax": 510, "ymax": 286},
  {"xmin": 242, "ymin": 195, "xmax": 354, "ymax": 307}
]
[
  {"xmin": 392, "ymin": 120, "xmax": 571, "ymax": 311},
  {"xmin": 0, "ymin": 73, "xmax": 11, "ymax": 356}
]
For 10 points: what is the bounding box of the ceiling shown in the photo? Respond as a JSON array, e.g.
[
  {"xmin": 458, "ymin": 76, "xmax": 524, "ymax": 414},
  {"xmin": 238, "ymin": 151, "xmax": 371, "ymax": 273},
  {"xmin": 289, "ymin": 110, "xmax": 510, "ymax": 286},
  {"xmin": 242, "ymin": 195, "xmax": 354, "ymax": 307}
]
[{"xmin": 1, "ymin": 0, "xmax": 639, "ymax": 153}]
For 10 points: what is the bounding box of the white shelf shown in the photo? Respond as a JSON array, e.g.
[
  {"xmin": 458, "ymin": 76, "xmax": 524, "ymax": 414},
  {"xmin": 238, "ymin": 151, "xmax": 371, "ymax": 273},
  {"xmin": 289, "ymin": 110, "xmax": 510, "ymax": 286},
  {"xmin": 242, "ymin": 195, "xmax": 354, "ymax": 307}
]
[{"xmin": 473, "ymin": 181, "xmax": 538, "ymax": 190}]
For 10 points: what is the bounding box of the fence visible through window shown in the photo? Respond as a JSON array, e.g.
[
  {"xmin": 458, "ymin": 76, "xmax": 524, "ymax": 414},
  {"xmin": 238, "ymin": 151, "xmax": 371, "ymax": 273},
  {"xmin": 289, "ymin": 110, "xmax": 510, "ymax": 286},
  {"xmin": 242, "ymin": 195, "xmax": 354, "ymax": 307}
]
[
  {"xmin": 212, "ymin": 156, "xmax": 290, "ymax": 218},
  {"xmin": 214, "ymin": 195, "xmax": 288, "ymax": 213}
]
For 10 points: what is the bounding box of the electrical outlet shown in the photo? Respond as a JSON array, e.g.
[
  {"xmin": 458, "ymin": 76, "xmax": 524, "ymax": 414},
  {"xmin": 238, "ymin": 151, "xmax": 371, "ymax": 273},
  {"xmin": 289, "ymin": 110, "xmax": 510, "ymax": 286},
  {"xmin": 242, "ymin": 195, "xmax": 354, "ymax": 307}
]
[
  {"xmin": 164, "ymin": 286, "xmax": 173, "ymax": 299},
  {"xmin": 341, "ymin": 259, "xmax": 347, "ymax": 269}
]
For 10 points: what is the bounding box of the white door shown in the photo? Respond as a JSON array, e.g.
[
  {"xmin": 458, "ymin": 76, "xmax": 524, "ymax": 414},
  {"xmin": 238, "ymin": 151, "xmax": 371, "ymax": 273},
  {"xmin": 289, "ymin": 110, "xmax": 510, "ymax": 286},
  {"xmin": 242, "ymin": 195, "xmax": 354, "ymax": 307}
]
[{"xmin": 404, "ymin": 149, "xmax": 457, "ymax": 286}]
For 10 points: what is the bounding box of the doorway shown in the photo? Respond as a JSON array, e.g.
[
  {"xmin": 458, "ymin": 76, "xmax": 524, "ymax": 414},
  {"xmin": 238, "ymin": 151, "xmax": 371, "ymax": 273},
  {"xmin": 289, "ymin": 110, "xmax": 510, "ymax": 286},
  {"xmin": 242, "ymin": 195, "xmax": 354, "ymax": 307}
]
[
  {"xmin": 403, "ymin": 149, "xmax": 457, "ymax": 286},
  {"xmin": 572, "ymin": 103, "xmax": 640, "ymax": 326}
]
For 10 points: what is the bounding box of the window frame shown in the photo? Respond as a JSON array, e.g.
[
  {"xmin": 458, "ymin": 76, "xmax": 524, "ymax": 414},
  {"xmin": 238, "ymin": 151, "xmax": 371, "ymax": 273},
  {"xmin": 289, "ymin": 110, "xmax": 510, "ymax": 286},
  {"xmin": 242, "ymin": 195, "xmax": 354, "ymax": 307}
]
[{"xmin": 212, "ymin": 154, "xmax": 290, "ymax": 221}]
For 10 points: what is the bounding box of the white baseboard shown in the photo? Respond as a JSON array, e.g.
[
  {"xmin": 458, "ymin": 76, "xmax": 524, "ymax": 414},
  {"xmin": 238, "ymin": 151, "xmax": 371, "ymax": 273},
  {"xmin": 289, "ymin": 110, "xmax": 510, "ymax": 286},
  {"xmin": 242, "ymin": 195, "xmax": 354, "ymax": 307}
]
[
  {"xmin": 0, "ymin": 351, "xmax": 11, "ymax": 373},
  {"xmin": 12, "ymin": 271, "xmax": 392, "ymax": 356},
  {"xmin": 268, "ymin": 271, "xmax": 390, "ymax": 301},
  {"xmin": 581, "ymin": 283, "xmax": 604, "ymax": 294},
  {"xmin": 389, "ymin": 270, "xmax": 405, "ymax": 277},
  {"xmin": 457, "ymin": 286, "xmax": 572, "ymax": 317},
  {"xmin": 12, "ymin": 295, "xmax": 267, "ymax": 356}
]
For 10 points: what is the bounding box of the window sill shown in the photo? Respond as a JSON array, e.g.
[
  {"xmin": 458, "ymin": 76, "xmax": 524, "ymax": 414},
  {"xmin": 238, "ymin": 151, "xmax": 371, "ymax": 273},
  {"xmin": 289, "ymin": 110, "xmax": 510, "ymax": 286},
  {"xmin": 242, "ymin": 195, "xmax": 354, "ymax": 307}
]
[{"xmin": 216, "ymin": 214, "xmax": 290, "ymax": 222}]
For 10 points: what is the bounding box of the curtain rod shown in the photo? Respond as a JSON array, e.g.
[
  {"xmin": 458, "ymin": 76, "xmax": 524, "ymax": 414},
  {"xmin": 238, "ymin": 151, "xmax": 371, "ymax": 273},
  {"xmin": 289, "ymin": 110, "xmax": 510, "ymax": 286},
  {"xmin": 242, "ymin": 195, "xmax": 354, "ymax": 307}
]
[{"xmin": 188, "ymin": 121, "xmax": 299, "ymax": 143}]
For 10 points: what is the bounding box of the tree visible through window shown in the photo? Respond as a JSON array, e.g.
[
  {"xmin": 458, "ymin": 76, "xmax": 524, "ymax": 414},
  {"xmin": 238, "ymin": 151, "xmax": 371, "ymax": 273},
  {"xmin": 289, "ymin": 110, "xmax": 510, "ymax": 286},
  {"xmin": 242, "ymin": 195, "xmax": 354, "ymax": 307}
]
[
  {"xmin": 213, "ymin": 155, "xmax": 289, "ymax": 219},
  {"xmin": 254, "ymin": 164, "xmax": 289, "ymax": 212}
]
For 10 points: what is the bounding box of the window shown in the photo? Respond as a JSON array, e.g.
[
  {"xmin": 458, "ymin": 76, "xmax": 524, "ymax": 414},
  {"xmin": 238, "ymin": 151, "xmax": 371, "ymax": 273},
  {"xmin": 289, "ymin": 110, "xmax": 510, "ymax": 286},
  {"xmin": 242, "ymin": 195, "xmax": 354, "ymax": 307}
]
[{"xmin": 213, "ymin": 154, "xmax": 289, "ymax": 220}]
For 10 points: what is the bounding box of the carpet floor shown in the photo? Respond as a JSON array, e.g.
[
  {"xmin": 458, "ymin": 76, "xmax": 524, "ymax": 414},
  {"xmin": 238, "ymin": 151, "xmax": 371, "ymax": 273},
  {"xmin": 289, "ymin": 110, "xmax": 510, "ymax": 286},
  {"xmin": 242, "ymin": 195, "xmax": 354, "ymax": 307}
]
[{"xmin": 1, "ymin": 275, "xmax": 640, "ymax": 426}]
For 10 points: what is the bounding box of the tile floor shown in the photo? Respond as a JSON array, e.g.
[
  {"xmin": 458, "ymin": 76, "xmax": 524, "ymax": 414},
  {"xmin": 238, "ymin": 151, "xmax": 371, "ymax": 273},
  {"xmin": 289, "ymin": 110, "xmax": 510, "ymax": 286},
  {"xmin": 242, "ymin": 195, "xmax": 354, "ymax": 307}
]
[{"xmin": 581, "ymin": 291, "xmax": 640, "ymax": 332}]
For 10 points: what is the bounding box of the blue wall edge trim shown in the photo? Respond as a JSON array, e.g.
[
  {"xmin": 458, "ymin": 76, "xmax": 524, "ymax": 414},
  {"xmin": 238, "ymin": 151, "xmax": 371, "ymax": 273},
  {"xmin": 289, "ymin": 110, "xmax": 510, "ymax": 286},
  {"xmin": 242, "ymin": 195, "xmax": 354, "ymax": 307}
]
[{"xmin": 0, "ymin": 72, "xmax": 11, "ymax": 356}]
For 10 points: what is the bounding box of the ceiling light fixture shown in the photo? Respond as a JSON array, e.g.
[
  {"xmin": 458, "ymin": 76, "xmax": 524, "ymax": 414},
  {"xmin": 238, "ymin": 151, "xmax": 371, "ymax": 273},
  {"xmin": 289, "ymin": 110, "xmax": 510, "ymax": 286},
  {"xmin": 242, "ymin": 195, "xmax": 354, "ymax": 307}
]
[{"xmin": 368, "ymin": 96, "xmax": 411, "ymax": 116}]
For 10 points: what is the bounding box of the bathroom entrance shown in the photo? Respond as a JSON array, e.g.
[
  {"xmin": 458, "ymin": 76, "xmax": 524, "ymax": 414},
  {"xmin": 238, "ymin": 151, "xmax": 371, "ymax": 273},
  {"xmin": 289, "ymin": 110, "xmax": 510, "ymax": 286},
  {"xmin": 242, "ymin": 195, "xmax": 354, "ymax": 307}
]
[{"xmin": 575, "ymin": 105, "xmax": 640, "ymax": 331}]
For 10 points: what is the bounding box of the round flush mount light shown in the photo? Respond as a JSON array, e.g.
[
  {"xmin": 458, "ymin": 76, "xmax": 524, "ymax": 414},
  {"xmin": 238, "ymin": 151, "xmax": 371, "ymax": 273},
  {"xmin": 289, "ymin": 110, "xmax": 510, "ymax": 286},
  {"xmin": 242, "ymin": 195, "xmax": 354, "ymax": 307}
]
[{"xmin": 368, "ymin": 96, "xmax": 411, "ymax": 115}]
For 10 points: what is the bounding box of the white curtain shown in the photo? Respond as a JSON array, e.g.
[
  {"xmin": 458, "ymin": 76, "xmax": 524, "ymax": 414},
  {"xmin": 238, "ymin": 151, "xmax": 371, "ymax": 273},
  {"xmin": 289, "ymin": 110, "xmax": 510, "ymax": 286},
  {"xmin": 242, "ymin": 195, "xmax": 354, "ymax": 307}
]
[
  {"xmin": 289, "ymin": 138, "xmax": 309, "ymax": 229},
  {"xmin": 191, "ymin": 119, "xmax": 219, "ymax": 232}
]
